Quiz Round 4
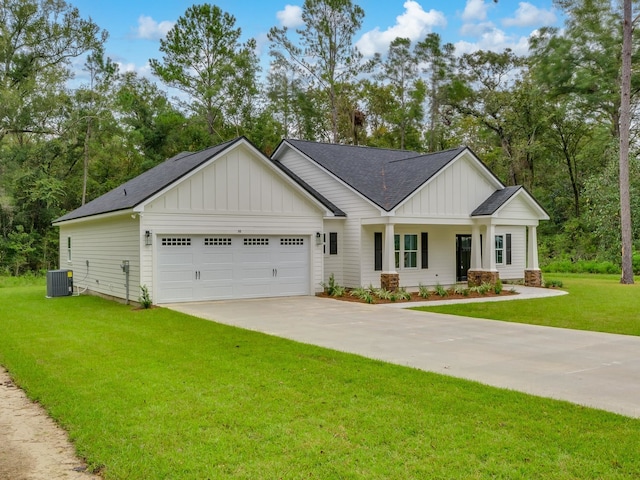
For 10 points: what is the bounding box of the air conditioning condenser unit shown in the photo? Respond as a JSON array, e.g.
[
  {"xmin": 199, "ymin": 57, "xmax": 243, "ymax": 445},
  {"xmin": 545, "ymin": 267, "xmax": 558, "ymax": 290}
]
[{"xmin": 46, "ymin": 269, "xmax": 73, "ymax": 297}]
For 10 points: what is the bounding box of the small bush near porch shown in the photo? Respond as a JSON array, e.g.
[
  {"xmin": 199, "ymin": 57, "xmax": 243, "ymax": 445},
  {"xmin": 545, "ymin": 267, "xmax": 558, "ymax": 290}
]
[{"xmin": 0, "ymin": 282, "xmax": 639, "ymax": 478}]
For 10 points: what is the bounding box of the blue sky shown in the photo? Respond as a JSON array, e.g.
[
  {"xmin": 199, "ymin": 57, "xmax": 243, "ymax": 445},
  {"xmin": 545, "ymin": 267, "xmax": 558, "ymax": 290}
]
[{"xmin": 68, "ymin": 0, "xmax": 560, "ymax": 82}]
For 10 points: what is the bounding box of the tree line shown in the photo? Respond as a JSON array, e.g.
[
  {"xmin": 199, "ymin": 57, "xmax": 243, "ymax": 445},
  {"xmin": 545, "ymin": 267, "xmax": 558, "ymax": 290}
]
[{"xmin": 0, "ymin": 0, "xmax": 637, "ymax": 275}]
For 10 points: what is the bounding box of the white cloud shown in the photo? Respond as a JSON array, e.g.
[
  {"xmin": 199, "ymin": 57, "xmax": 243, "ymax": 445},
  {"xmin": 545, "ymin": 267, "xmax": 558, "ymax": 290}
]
[
  {"xmin": 502, "ymin": 2, "xmax": 557, "ymax": 28},
  {"xmin": 355, "ymin": 1, "xmax": 446, "ymax": 57},
  {"xmin": 460, "ymin": 21, "xmax": 496, "ymax": 38},
  {"xmin": 455, "ymin": 28, "xmax": 531, "ymax": 56},
  {"xmin": 276, "ymin": 5, "xmax": 303, "ymax": 28},
  {"xmin": 254, "ymin": 32, "xmax": 270, "ymax": 58},
  {"xmin": 462, "ymin": 0, "xmax": 489, "ymax": 23},
  {"xmin": 116, "ymin": 62, "xmax": 137, "ymax": 73},
  {"xmin": 135, "ymin": 15, "xmax": 174, "ymax": 40}
]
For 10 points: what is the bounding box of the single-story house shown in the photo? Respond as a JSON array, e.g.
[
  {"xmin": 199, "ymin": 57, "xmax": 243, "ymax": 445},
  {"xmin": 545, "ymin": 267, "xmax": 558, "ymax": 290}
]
[{"xmin": 53, "ymin": 136, "xmax": 549, "ymax": 304}]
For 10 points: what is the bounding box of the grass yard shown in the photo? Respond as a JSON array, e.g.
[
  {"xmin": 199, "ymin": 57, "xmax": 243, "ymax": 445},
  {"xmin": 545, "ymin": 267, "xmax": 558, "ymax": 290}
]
[
  {"xmin": 413, "ymin": 274, "xmax": 640, "ymax": 336},
  {"xmin": 0, "ymin": 281, "xmax": 639, "ymax": 478}
]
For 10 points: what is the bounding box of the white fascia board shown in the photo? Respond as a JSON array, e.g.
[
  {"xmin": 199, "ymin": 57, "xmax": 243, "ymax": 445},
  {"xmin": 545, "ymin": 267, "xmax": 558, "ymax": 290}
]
[
  {"xmin": 492, "ymin": 188, "xmax": 550, "ymax": 220},
  {"xmin": 360, "ymin": 215, "xmax": 474, "ymax": 226},
  {"xmin": 53, "ymin": 209, "xmax": 135, "ymax": 226}
]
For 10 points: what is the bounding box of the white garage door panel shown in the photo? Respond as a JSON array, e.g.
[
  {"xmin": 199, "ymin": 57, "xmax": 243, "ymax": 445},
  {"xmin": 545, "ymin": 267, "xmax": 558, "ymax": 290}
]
[
  {"xmin": 157, "ymin": 245, "xmax": 196, "ymax": 302},
  {"xmin": 157, "ymin": 235, "xmax": 310, "ymax": 303}
]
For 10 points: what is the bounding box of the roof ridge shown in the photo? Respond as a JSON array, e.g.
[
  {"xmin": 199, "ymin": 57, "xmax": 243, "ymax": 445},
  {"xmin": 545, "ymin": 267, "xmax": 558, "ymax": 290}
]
[
  {"xmin": 388, "ymin": 146, "xmax": 467, "ymax": 164},
  {"xmin": 286, "ymin": 138, "xmax": 416, "ymax": 155},
  {"xmin": 173, "ymin": 137, "xmax": 239, "ymax": 161}
]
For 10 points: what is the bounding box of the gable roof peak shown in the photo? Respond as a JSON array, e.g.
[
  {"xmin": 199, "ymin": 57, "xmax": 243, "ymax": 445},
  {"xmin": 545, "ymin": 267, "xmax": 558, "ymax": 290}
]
[
  {"xmin": 54, "ymin": 137, "xmax": 244, "ymax": 223},
  {"xmin": 279, "ymin": 139, "xmax": 471, "ymax": 211}
]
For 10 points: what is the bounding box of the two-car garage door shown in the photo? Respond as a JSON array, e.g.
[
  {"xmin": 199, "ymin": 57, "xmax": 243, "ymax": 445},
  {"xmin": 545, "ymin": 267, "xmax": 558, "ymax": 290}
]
[{"xmin": 157, "ymin": 235, "xmax": 310, "ymax": 303}]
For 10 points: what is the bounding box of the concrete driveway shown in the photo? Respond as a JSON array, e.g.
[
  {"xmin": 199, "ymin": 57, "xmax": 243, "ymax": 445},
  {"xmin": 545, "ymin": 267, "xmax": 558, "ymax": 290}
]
[{"xmin": 166, "ymin": 294, "xmax": 640, "ymax": 418}]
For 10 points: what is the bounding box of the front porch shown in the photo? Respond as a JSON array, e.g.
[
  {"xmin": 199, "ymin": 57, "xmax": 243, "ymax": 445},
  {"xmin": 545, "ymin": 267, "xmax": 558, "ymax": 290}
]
[{"xmin": 368, "ymin": 220, "xmax": 542, "ymax": 291}]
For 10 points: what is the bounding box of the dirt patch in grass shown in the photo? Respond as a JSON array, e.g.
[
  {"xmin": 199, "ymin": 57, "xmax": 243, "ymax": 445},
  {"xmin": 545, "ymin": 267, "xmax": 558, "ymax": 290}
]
[{"xmin": 0, "ymin": 368, "xmax": 100, "ymax": 480}]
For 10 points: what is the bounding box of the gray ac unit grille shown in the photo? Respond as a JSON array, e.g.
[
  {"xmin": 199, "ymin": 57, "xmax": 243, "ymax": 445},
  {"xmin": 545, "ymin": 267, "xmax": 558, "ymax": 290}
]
[{"xmin": 46, "ymin": 269, "xmax": 73, "ymax": 297}]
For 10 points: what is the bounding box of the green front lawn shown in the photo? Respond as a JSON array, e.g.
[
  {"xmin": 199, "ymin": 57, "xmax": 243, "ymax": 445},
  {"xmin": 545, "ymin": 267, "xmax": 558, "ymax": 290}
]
[
  {"xmin": 0, "ymin": 283, "xmax": 639, "ymax": 478},
  {"xmin": 414, "ymin": 274, "xmax": 640, "ymax": 336}
]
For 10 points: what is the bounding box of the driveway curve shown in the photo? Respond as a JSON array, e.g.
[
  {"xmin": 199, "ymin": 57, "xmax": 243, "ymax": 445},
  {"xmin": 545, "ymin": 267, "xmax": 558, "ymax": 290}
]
[{"xmin": 167, "ymin": 295, "xmax": 640, "ymax": 418}]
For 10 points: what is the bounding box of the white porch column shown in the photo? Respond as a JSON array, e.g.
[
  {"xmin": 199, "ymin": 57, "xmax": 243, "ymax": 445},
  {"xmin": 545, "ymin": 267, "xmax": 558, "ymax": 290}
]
[
  {"xmin": 471, "ymin": 223, "xmax": 482, "ymax": 270},
  {"xmin": 527, "ymin": 225, "xmax": 540, "ymax": 269},
  {"xmin": 383, "ymin": 223, "xmax": 396, "ymax": 272},
  {"xmin": 486, "ymin": 223, "xmax": 496, "ymax": 270}
]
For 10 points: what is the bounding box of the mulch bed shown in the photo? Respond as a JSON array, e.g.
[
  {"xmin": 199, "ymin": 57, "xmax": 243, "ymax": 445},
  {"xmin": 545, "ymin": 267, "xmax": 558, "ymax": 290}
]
[{"xmin": 316, "ymin": 289, "xmax": 518, "ymax": 304}]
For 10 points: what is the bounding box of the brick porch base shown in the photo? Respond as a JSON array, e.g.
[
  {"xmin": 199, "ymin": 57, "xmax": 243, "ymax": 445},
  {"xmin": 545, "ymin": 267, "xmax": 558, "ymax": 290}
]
[
  {"xmin": 380, "ymin": 273, "xmax": 400, "ymax": 291},
  {"xmin": 467, "ymin": 270, "xmax": 500, "ymax": 287},
  {"xmin": 524, "ymin": 269, "xmax": 542, "ymax": 287}
]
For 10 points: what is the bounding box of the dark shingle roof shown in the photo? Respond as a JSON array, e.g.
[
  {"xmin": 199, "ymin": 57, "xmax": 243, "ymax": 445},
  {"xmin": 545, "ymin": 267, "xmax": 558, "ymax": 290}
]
[
  {"xmin": 471, "ymin": 186, "xmax": 522, "ymax": 216},
  {"xmin": 279, "ymin": 139, "xmax": 468, "ymax": 211},
  {"xmin": 54, "ymin": 138, "xmax": 240, "ymax": 223}
]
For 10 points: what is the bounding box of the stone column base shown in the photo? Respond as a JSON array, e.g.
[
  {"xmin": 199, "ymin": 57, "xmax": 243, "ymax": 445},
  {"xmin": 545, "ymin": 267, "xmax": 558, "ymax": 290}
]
[
  {"xmin": 524, "ymin": 269, "xmax": 542, "ymax": 287},
  {"xmin": 380, "ymin": 273, "xmax": 400, "ymax": 291},
  {"xmin": 467, "ymin": 270, "xmax": 500, "ymax": 287}
]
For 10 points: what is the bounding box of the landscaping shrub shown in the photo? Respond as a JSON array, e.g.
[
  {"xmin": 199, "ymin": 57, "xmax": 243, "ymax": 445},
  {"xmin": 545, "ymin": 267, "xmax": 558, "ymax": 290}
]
[
  {"xmin": 542, "ymin": 259, "xmax": 620, "ymax": 274},
  {"xmin": 418, "ymin": 283, "xmax": 431, "ymax": 299},
  {"xmin": 350, "ymin": 286, "xmax": 375, "ymax": 304},
  {"xmin": 434, "ymin": 283, "xmax": 448, "ymax": 297},
  {"xmin": 139, "ymin": 285, "xmax": 153, "ymax": 309},
  {"xmin": 321, "ymin": 273, "xmax": 346, "ymax": 297}
]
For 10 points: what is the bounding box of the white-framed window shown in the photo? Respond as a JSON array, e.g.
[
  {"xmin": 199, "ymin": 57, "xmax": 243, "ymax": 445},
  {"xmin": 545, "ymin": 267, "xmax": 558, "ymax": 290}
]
[
  {"xmin": 67, "ymin": 236, "xmax": 72, "ymax": 263},
  {"xmin": 495, "ymin": 235, "xmax": 504, "ymax": 264},
  {"xmin": 394, "ymin": 234, "xmax": 418, "ymax": 269}
]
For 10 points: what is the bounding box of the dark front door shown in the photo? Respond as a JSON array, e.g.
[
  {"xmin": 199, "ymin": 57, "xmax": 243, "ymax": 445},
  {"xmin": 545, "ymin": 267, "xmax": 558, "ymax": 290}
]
[{"xmin": 456, "ymin": 234, "xmax": 472, "ymax": 282}]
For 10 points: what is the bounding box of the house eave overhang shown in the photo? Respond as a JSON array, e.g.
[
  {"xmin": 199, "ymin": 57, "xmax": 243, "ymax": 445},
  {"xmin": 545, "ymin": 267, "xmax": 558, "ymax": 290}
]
[{"xmin": 53, "ymin": 208, "xmax": 136, "ymax": 227}]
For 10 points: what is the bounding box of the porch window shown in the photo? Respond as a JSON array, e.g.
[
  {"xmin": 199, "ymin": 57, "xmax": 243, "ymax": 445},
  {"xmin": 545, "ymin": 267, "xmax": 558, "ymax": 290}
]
[
  {"xmin": 395, "ymin": 234, "xmax": 418, "ymax": 269},
  {"xmin": 495, "ymin": 235, "xmax": 504, "ymax": 264},
  {"xmin": 404, "ymin": 234, "xmax": 418, "ymax": 268}
]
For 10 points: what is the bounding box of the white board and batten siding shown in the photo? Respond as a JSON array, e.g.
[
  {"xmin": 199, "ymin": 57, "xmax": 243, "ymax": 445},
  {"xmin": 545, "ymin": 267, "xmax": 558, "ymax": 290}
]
[
  {"xmin": 58, "ymin": 214, "xmax": 140, "ymax": 301},
  {"xmin": 395, "ymin": 154, "xmax": 499, "ymax": 219},
  {"xmin": 278, "ymin": 147, "xmax": 379, "ymax": 288},
  {"xmin": 138, "ymin": 143, "xmax": 325, "ymax": 303},
  {"xmin": 493, "ymin": 192, "xmax": 544, "ymax": 224}
]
